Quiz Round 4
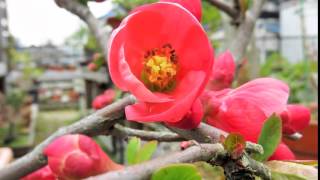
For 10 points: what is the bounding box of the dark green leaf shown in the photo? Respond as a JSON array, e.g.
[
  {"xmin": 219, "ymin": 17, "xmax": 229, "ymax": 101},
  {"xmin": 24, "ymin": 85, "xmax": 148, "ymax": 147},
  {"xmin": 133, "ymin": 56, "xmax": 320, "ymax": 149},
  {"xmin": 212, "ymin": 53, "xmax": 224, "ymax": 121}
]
[
  {"xmin": 255, "ymin": 115, "xmax": 282, "ymax": 161},
  {"xmin": 151, "ymin": 164, "xmax": 201, "ymax": 180}
]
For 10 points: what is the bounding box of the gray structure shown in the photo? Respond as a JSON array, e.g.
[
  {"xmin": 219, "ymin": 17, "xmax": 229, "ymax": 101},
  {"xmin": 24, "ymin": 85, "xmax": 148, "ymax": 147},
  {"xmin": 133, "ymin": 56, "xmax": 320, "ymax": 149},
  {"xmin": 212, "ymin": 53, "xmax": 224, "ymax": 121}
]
[{"xmin": 0, "ymin": 0, "xmax": 8, "ymax": 93}]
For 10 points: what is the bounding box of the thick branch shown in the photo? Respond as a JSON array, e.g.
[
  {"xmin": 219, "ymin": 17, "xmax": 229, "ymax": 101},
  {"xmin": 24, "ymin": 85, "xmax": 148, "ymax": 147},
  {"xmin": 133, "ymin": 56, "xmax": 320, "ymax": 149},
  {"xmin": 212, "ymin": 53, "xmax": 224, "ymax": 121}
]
[
  {"xmin": 0, "ymin": 95, "xmax": 136, "ymax": 180},
  {"xmin": 87, "ymin": 144, "xmax": 225, "ymax": 180},
  {"xmin": 111, "ymin": 124, "xmax": 185, "ymax": 142},
  {"xmin": 204, "ymin": 0, "xmax": 238, "ymax": 19},
  {"xmin": 54, "ymin": 0, "xmax": 110, "ymax": 58},
  {"xmin": 230, "ymin": 0, "xmax": 267, "ymax": 61}
]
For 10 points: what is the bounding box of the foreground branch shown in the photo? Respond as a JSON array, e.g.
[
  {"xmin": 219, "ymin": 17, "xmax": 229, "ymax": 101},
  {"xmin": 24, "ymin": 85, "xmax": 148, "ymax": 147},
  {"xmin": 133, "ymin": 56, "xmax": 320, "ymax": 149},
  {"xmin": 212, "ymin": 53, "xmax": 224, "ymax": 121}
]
[
  {"xmin": 88, "ymin": 144, "xmax": 225, "ymax": 180},
  {"xmin": 205, "ymin": 0, "xmax": 238, "ymax": 19},
  {"xmin": 54, "ymin": 0, "xmax": 110, "ymax": 59},
  {"xmin": 0, "ymin": 96, "xmax": 136, "ymax": 180},
  {"xmin": 111, "ymin": 124, "xmax": 185, "ymax": 142}
]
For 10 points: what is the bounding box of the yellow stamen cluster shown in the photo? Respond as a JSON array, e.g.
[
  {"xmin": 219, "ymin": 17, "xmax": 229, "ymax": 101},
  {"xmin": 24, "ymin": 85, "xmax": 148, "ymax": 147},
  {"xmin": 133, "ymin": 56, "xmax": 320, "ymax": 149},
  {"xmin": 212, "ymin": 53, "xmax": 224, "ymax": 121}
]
[{"xmin": 142, "ymin": 44, "xmax": 178, "ymax": 92}]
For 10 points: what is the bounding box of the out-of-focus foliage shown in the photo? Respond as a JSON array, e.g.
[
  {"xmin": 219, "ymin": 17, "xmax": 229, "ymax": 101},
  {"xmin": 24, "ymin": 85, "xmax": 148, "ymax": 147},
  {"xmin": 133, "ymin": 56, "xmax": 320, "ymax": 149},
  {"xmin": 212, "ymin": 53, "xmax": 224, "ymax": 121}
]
[
  {"xmin": 202, "ymin": 1, "xmax": 221, "ymax": 32},
  {"xmin": 65, "ymin": 26, "xmax": 100, "ymax": 56},
  {"xmin": 113, "ymin": 0, "xmax": 156, "ymax": 11},
  {"xmin": 7, "ymin": 35, "xmax": 44, "ymax": 79},
  {"xmin": 260, "ymin": 53, "xmax": 318, "ymax": 104},
  {"xmin": 5, "ymin": 89, "xmax": 25, "ymax": 110}
]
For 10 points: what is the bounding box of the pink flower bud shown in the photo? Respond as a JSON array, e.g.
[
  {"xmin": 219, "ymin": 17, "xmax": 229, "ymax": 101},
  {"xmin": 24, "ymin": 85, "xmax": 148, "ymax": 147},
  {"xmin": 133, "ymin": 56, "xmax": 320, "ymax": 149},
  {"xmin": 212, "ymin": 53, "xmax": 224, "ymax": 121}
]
[
  {"xmin": 280, "ymin": 105, "xmax": 311, "ymax": 135},
  {"xmin": 21, "ymin": 166, "xmax": 56, "ymax": 180},
  {"xmin": 207, "ymin": 51, "xmax": 236, "ymax": 91},
  {"xmin": 44, "ymin": 134, "xmax": 123, "ymax": 179},
  {"xmin": 92, "ymin": 89, "xmax": 116, "ymax": 110}
]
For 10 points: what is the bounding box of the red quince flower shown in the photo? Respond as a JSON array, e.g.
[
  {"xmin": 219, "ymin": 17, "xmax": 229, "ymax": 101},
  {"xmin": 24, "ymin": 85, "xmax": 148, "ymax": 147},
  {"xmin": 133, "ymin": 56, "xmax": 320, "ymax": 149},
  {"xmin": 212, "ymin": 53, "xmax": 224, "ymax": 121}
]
[
  {"xmin": 44, "ymin": 134, "xmax": 123, "ymax": 180},
  {"xmin": 280, "ymin": 104, "xmax": 311, "ymax": 135},
  {"xmin": 108, "ymin": 2, "xmax": 214, "ymax": 127},
  {"xmin": 159, "ymin": 0, "xmax": 202, "ymax": 21},
  {"xmin": 269, "ymin": 143, "xmax": 295, "ymax": 160},
  {"xmin": 21, "ymin": 166, "xmax": 56, "ymax": 180},
  {"xmin": 166, "ymin": 99, "xmax": 204, "ymax": 129},
  {"xmin": 201, "ymin": 78, "xmax": 296, "ymax": 160},
  {"xmin": 92, "ymin": 89, "xmax": 116, "ymax": 110},
  {"xmin": 207, "ymin": 50, "xmax": 236, "ymax": 91}
]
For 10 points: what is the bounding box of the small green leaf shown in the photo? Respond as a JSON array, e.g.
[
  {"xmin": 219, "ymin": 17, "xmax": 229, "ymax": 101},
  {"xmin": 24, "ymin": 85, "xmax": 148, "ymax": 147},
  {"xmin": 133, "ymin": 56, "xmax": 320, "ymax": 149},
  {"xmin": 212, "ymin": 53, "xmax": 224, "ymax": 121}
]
[
  {"xmin": 193, "ymin": 162, "xmax": 225, "ymax": 180},
  {"xmin": 271, "ymin": 171, "xmax": 307, "ymax": 180},
  {"xmin": 255, "ymin": 114, "xmax": 282, "ymax": 161},
  {"xmin": 223, "ymin": 133, "xmax": 246, "ymax": 159},
  {"xmin": 135, "ymin": 140, "xmax": 158, "ymax": 164},
  {"xmin": 126, "ymin": 137, "xmax": 141, "ymax": 165},
  {"xmin": 151, "ymin": 164, "xmax": 202, "ymax": 180}
]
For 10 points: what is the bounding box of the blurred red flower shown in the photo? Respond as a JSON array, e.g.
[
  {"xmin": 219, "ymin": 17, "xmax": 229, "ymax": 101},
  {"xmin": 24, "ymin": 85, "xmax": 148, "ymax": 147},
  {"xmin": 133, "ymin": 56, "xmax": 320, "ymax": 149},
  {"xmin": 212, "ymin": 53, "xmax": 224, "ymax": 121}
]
[
  {"xmin": 280, "ymin": 104, "xmax": 311, "ymax": 135},
  {"xmin": 92, "ymin": 89, "xmax": 116, "ymax": 110},
  {"xmin": 207, "ymin": 51, "xmax": 236, "ymax": 91}
]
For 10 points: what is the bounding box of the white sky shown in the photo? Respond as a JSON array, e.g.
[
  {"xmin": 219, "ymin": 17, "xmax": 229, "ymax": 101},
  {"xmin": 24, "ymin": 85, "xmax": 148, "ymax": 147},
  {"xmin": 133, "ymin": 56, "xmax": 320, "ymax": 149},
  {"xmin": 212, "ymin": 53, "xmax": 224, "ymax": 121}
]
[{"xmin": 6, "ymin": 0, "xmax": 113, "ymax": 46}]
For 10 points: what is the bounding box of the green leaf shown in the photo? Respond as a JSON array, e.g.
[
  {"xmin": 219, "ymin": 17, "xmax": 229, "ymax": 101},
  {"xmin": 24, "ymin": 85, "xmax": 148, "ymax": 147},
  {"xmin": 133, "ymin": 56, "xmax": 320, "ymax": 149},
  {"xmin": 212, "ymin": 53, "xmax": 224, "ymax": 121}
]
[
  {"xmin": 134, "ymin": 140, "xmax": 158, "ymax": 164},
  {"xmin": 266, "ymin": 161, "xmax": 318, "ymax": 180},
  {"xmin": 271, "ymin": 171, "xmax": 307, "ymax": 180},
  {"xmin": 223, "ymin": 133, "xmax": 246, "ymax": 159},
  {"xmin": 126, "ymin": 137, "xmax": 141, "ymax": 165},
  {"xmin": 151, "ymin": 164, "xmax": 202, "ymax": 180},
  {"xmin": 193, "ymin": 162, "xmax": 225, "ymax": 180},
  {"xmin": 255, "ymin": 114, "xmax": 282, "ymax": 161}
]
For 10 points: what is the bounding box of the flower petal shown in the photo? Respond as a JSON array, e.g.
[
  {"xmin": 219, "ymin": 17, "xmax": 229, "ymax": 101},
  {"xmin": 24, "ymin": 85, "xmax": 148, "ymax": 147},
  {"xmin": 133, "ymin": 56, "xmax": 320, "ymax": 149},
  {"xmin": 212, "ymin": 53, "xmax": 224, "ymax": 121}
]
[
  {"xmin": 221, "ymin": 78, "xmax": 289, "ymax": 117},
  {"xmin": 159, "ymin": 0, "xmax": 202, "ymax": 21},
  {"xmin": 269, "ymin": 143, "xmax": 295, "ymax": 160}
]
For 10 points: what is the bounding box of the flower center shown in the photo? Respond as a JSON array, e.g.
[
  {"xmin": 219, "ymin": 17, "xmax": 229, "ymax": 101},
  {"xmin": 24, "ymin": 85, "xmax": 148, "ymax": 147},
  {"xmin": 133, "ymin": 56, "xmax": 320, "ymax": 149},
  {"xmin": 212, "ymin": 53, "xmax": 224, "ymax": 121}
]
[{"xmin": 141, "ymin": 44, "xmax": 178, "ymax": 92}]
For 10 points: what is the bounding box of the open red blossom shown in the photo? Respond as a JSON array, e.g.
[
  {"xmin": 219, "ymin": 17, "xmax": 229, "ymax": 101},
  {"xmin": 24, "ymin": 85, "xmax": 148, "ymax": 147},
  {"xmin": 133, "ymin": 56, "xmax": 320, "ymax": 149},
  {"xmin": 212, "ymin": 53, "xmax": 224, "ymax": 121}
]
[
  {"xmin": 44, "ymin": 134, "xmax": 123, "ymax": 180},
  {"xmin": 21, "ymin": 166, "xmax": 56, "ymax": 180},
  {"xmin": 201, "ymin": 78, "xmax": 295, "ymax": 160},
  {"xmin": 166, "ymin": 99, "xmax": 204, "ymax": 129},
  {"xmin": 280, "ymin": 104, "xmax": 311, "ymax": 135},
  {"xmin": 159, "ymin": 0, "xmax": 202, "ymax": 21},
  {"xmin": 92, "ymin": 89, "xmax": 116, "ymax": 110},
  {"xmin": 108, "ymin": 2, "xmax": 214, "ymax": 127},
  {"xmin": 207, "ymin": 50, "xmax": 236, "ymax": 91}
]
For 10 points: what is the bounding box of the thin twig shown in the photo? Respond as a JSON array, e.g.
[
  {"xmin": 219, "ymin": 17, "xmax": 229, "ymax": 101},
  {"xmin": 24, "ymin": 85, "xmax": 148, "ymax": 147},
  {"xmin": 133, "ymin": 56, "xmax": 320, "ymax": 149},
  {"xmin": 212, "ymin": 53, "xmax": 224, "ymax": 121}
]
[
  {"xmin": 54, "ymin": 0, "xmax": 110, "ymax": 61},
  {"xmin": 204, "ymin": 0, "xmax": 239, "ymax": 19},
  {"xmin": 87, "ymin": 144, "xmax": 225, "ymax": 180},
  {"xmin": 0, "ymin": 95, "xmax": 136, "ymax": 180},
  {"xmin": 111, "ymin": 124, "xmax": 185, "ymax": 142}
]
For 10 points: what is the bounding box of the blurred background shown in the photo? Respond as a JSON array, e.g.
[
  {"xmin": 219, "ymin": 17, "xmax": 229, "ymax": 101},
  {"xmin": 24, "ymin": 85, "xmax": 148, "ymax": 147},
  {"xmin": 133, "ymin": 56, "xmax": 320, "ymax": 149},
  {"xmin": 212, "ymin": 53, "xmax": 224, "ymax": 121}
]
[{"xmin": 0, "ymin": 0, "xmax": 317, "ymax": 165}]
